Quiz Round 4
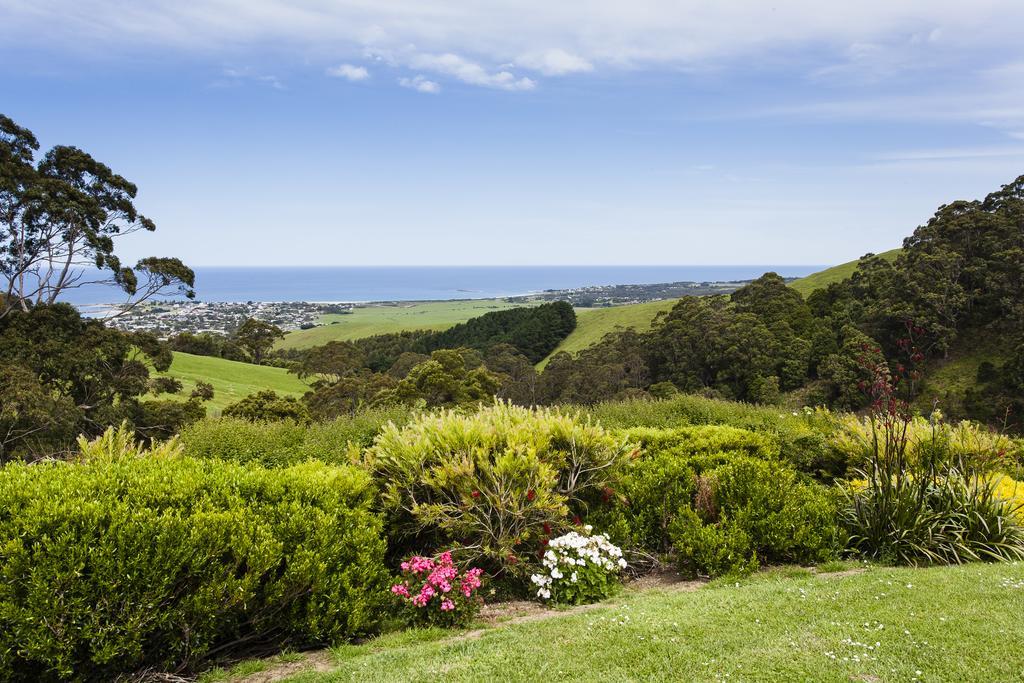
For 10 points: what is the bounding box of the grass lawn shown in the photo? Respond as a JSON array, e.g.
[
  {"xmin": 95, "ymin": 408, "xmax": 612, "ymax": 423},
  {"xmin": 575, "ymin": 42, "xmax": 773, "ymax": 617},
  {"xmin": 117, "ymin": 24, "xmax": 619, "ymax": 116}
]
[
  {"xmin": 261, "ymin": 562, "xmax": 1024, "ymax": 682},
  {"xmin": 789, "ymin": 248, "xmax": 901, "ymax": 298},
  {"xmin": 278, "ymin": 300, "xmax": 532, "ymax": 350},
  {"xmin": 539, "ymin": 299, "xmax": 678, "ymax": 368},
  {"xmin": 154, "ymin": 351, "xmax": 311, "ymax": 413}
]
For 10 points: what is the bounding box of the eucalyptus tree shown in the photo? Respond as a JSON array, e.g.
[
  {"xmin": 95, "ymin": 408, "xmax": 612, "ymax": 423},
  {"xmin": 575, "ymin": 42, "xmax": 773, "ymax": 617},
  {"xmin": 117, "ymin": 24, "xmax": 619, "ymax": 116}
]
[{"xmin": 0, "ymin": 113, "xmax": 194, "ymax": 318}]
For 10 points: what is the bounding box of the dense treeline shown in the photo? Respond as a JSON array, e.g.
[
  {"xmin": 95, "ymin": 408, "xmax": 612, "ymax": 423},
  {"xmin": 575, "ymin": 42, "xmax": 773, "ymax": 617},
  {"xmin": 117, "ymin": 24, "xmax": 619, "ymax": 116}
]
[
  {"xmin": 276, "ymin": 304, "xmax": 576, "ymax": 417},
  {"xmin": 413, "ymin": 301, "xmax": 576, "ymax": 362}
]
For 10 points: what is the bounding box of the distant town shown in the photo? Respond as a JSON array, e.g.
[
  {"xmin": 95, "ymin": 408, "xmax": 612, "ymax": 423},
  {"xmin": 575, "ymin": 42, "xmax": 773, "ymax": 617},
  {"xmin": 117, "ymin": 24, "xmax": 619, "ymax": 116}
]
[{"xmin": 95, "ymin": 278, "xmax": 777, "ymax": 337}]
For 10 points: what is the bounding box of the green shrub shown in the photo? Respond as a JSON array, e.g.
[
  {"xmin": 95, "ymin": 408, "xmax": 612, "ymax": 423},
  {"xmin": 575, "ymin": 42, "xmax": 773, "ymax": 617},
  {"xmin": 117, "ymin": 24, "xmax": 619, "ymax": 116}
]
[
  {"xmin": 618, "ymin": 425, "xmax": 779, "ymax": 460},
  {"xmin": 364, "ymin": 402, "xmax": 632, "ymax": 577},
  {"xmin": 668, "ymin": 508, "xmax": 758, "ymax": 578},
  {"xmin": 586, "ymin": 425, "xmax": 842, "ymax": 577},
  {"xmin": 584, "ymin": 396, "xmax": 843, "ymax": 480},
  {"xmin": 665, "ymin": 456, "xmax": 841, "ymax": 578},
  {"xmin": 222, "ymin": 389, "xmax": 312, "ymax": 423},
  {"xmin": 707, "ymin": 457, "xmax": 842, "ymax": 566},
  {"xmin": 0, "ymin": 429, "xmax": 389, "ymax": 680},
  {"xmin": 180, "ymin": 406, "xmax": 412, "ymax": 468},
  {"xmin": 180, "ymin": 416, "xmax": 310, "ymax": 466},
  {"xmin": 587, "ymin": 446, "xmax": 697, "ymax": 553}
]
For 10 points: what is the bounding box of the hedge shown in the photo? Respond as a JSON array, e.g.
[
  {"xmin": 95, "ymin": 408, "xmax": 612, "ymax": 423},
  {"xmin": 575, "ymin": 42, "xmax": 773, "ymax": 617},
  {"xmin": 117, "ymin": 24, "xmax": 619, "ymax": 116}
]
[
  {"xmin": 0, "ymin": 452, "xmax": 389, "ymax": 680},
  {"xmin": 179, "ymin": 406, "xmax": 413, "ymax": 468}
]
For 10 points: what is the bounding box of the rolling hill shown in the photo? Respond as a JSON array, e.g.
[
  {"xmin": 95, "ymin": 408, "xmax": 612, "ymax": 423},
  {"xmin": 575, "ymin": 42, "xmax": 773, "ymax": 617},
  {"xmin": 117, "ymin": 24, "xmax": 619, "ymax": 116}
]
[
  {"xmin": 788, "ymin": 248, "xmax": 901, "ymax": 297},
  {"xmin": 277, "ymin": 300, "xmax": 531, "ymax": 350},
  {"xmin": 538, "ymin": 299, "xmax": 679, "ymax": 367},
  {"xmin": 154, "ymin": 351, "xmax": 311, "ymax": 413}
]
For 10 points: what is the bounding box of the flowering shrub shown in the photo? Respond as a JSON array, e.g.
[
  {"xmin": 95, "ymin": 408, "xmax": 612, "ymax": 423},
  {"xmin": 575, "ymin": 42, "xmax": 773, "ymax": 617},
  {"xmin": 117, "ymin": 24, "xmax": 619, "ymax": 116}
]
[
  {"xmin": 530, "ymin": 527, "xmax": 626, "ymax": 605},
  {"xmin": 366, "ymin": 402, "xmax": 632, "ymax": 577},
  {"xmin": 391, "ymin": 551, "xmax": 484, "ymax": 626}
]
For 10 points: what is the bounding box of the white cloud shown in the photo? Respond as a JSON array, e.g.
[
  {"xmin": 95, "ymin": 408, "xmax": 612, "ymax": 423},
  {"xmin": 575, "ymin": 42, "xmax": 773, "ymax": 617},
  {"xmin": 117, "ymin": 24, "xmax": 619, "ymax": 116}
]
[
  {"xmin": 4, "ymin": 1, "xmax": 1024, "ymax": 96},
  {"xmin": 409, "ymin": 52, "xmax": 534, "ymax": 91},
  {"xmin": 517, "ymin": 48, "xmax": 592, "ymax": 76},
  {"xmin": 216, "ymin": 67, "xmax": 284, "ymax": 89},
  {"xmin": 326, "ymin": 63, "xmax": 369, "ymax": 81},
  {"xmin": 9, "ymin": 2, "xmax": 1024, "ymax": 70},
  {"xmin": 398, "ymin": 75, "xmax": 440, "ymax": 94}
]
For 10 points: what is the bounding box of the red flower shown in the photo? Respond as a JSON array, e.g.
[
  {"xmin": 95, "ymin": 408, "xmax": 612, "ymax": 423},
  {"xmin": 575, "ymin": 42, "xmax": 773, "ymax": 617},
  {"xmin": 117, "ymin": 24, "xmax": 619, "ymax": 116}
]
[
  {"xmin": 507, "ymin": 554, "xmax": 518, "ymax": 565},
  {"xmin": 526, "ymin": 489, "xmax": 536, "ymax": 501},
  {"xmin": 543, "ymin": 522, "xmax": 552, "ymax": 535},
  {"xmin": 471, "ymin": 490, "xmax": 480, "ymax": 499}
]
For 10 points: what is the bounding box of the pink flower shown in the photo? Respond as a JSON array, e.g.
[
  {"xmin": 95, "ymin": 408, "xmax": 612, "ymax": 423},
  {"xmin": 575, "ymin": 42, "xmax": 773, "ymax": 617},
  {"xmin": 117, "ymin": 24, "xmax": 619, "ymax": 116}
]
[
  {"xmin": 440, "ymin": 599, "xmax": 455, "ymax": 611},
  {"xmin": 391, "ymin": 584, "xmax": 410, "ymax": 598},
  {"xmin": 407, "ymin": 555, "xmax": 436, "ymax": 575}
]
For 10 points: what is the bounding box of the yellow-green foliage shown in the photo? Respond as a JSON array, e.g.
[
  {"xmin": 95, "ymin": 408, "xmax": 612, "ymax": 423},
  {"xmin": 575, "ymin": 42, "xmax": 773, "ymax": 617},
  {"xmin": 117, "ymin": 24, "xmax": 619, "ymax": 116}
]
[
  {"xmin": 618, "ymin": 425, "xmax": 779, "ymax": 460},
  {"xmin": 584, "ymin": 397, "xmax": 843, "ymax": 480},
  {"xmin": 75, "ymin": 422, "xmax": 183, "ymax": 462},
  {"xmin": 0, "ymin": 442, "xmax": 389, "ymax": 680},
  {"xmin": 365, "ymin": 402, "xmax": 632, "ymax": 575},
  {"xmin": 832, "ymin": 414, "xmax": 1017, "ymax": 472},
  {"xmin": 179, "ymin": 406, "xmax": 414, "ymax": 468},
  {"xmin": 992, "ymin": 475, "xmax": 1024, "ymax": 520}
]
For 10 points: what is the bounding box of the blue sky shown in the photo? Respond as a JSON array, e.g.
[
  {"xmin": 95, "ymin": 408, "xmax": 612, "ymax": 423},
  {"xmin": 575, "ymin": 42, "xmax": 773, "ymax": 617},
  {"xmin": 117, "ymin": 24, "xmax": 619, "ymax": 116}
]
[{"xmin": 3, "ymin": 1, "xmax": 1024, "ymax": 266}]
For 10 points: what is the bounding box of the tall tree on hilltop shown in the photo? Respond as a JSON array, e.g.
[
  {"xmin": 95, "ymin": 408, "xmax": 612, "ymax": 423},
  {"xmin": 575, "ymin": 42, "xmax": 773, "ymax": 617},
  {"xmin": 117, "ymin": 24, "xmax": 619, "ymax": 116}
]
[
  {"xmin": 234, "ymin": 318, "xmax": 284, "ymax": 365},
  {"xmin": 0, "ymin": 114, "xmax": 194, "ymax": 318}
]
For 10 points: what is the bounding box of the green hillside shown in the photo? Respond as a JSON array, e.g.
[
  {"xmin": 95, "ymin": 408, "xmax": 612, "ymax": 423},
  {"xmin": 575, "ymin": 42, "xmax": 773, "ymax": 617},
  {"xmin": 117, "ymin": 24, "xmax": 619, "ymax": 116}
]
[
  {"xmin": 155, "ymin": 351, "xmax": 310, "ymax": 413},
  {"xmin": 539, "ymin": 299, "xmax": 678, "ymax": 367},
  {"xmin": 278, "ymin": 300, "xmax": 530, "ymax": 350},
  {"xmin": 789, "ymin": 248, "xmax": 901, "ymax": 297},
  {"xmin": 913, "ymin": 332, "xmax": 1010, "ymax": 414}
]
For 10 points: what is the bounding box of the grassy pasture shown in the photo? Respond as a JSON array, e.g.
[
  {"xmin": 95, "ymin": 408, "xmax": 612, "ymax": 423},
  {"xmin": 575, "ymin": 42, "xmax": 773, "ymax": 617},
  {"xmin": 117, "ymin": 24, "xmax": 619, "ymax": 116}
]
[
  {"xmin": 539, "ymin": 299, "xmax": 678, "ymax": 367},
  {"xmin": 154, "ymin": 351, "xmax": 310, "ymax": 413},
  {"xmin": 789, "ymin": 248, "xmax": 901, "ymax": 297}
]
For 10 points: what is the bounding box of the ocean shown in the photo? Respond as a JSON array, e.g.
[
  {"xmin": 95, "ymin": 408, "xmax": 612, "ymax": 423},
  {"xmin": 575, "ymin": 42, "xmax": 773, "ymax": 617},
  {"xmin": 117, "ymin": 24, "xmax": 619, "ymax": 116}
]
[{"xmin": 63, "ymin": 265, "xmax": 826, "ymax": 305}]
